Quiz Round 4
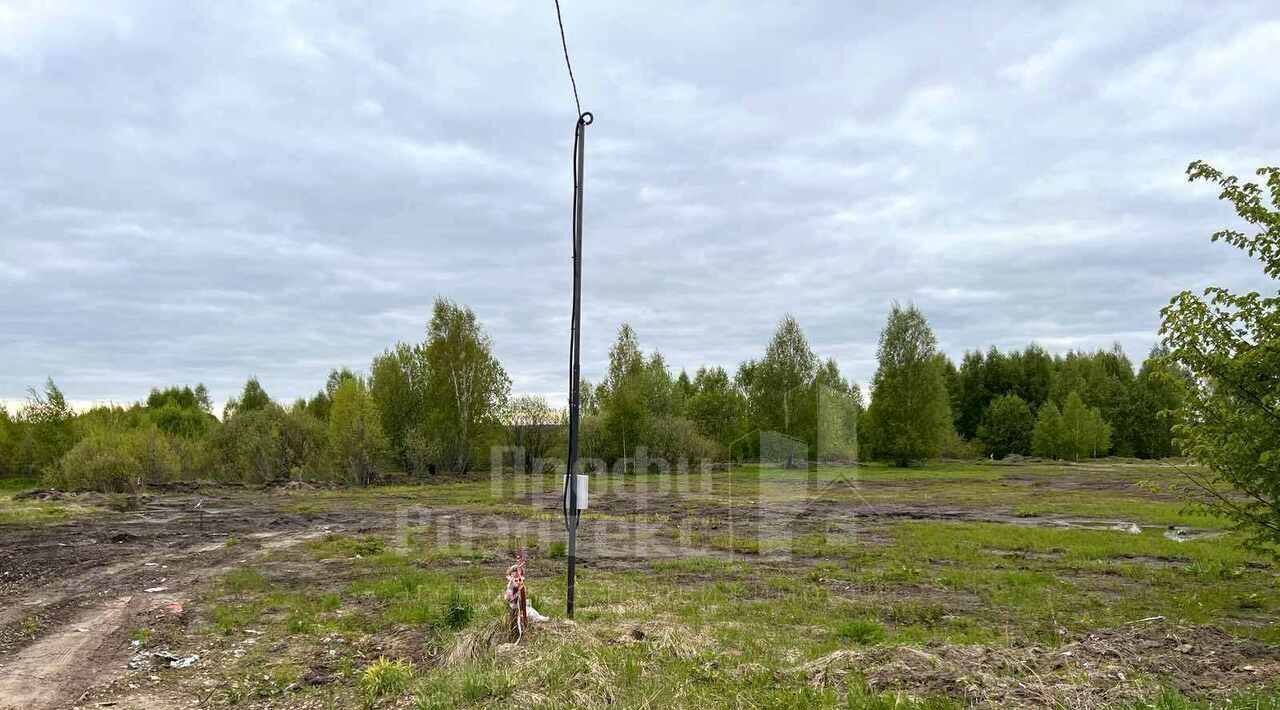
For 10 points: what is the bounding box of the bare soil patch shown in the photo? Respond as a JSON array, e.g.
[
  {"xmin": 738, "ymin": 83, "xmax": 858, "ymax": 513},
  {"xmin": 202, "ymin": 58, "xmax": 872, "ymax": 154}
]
[{"xmin": 0, "ymin": 489, "xmax": 379, "ymax": 709}]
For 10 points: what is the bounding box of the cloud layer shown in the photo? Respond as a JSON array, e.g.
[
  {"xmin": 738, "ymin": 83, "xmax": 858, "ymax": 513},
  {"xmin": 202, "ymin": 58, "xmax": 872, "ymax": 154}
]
[{"xmin": 2, "ymin": 1, "xmax": 1277, "ymax": 410}]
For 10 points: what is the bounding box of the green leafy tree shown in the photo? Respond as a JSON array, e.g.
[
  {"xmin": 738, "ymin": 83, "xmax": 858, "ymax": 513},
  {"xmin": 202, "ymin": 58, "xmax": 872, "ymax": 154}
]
[
  {"xmin": 144, "ymin": 385, "xmax": 217, "ymax": 438},
  {"xmin": 596, "ymin": 324, "xmax": 671, "ymax": 465},
  {"xmin": 642, "ymin": 352, "xmax": 677, "ymax": 418},
  {"xmin": 223, "ymin": 377, "xmax": 271, "ymax": 419},
  {"xmin": 194, "ymin": 383, "xmax": 213, "ymax": 413},
  {"xmin": 422, "ymin": 299, "xmax": 511, "ymax": 473},
  {"xmin": 982, "ymin": 347, "xmax": 1018, "ymax": 404},
  {"xmin": 673, "ymin": 370, "xmax": 694, "ymax": 417},
  {"xmin": 0, "ymin": 408, "xmax": 17, "ymax": 476},
  {"xmin": 1060, "ymin": 391, "xmax": 1111, "ymax": 460},
  {"xmin": 302, "ymin": 368, "xmax": 359, "ymax": 422},
  {"xmin": 1016, "ymin": 344, "xmax": 1054, "ymax": 412},
  {"xmin": 937, "ymin": 354, "xmax": 961, "ymax": 430},
  {"xmin": 503, "ymin": 395, "xmax": 564, "ymax": 473},
  {"xmin": 977, "ymin": 393, "xmax": 1034, "ymax": 459},
  {"xmin": 1031, "ymin": 402, "xmax": 1066, "ymax": 459},
  {"xmin": 746, "ymin": 315, "xmax": 818, "ymax": 442},
  {"xmin": 954, "ymin": 350, "xmax": 990, "ymax": 439},
  {"xmin": 814, "ymin": 358, "xmax": 860, "ymax": 461},
  {"xmin": 17, "ymin": 378, "xmax": 77, "ymax": 475},
  {"xmin": 1090, "ymin": 345, "xmax": 1136, "ymax": 456},
  {"xmin": 1126, "ymin": 348, "xmax": 1189, "ymax": 459},
  {"xmin": 685, "ymin": 366, "xmax": 748, "ymax": 452},
  {"xmin": 865, "ymin": 304, "xmax": 953, "ymax": 466},
  {"xmin": 1161, "ymin": 161, "xmax": 1280, "ymax": 549},
  {"xmin": 328, "ymin": 377, "xmax": 390, "ymax": 486},
  {"xmin": 1046, "ymin": 347, "xmax": 1134, "ymax": 455},
  {"xmin": 370, "ymin": 343, "xmax": 430, "ymax": 470}
]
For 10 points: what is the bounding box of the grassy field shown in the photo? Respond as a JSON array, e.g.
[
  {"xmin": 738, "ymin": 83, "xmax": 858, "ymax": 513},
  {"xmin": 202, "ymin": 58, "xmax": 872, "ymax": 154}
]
[
  {"xmin": 3, "ymin": 460, "xmax": 1279, "ymax": 709},
  {"xmin": 117, "ymin": 461, "xmax": 1280, "ymax": 708}
]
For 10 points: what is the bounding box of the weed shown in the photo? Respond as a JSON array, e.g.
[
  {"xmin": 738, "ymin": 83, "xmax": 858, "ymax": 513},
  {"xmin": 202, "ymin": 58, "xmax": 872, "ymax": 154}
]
[
  {"xmin": 836, "ymin": 619, "xmax": 886, "ymax": 645},
  {"xmin": 210, "ymin": 602, "xmax": 260, "ymax": 635},
  {"xmin": 459, "ymin": 668, "xmax": 513, "ymax": 703},
  {"xmin": 361, "ymin": 657, "xmax": 414, "ymax": 700},
  {"xmin": 444, "ymin": 589, "xmax": 473, "ymax": 629}
]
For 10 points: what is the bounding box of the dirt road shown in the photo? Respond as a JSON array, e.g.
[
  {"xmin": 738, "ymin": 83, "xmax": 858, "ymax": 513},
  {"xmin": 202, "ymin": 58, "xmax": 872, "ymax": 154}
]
[{"xmin": 0, "ymin": 489, "xmax": 376, "ymax": 710}]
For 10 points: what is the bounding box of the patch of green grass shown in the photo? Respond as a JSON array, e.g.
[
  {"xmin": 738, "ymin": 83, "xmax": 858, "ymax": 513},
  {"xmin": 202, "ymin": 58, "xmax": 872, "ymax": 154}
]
[
  {"xmin": 650, "ymin": 555, "xmax": 741, "ymax": 574},
  {"xmin": 307, "ymin": 533, "xmax": 385, "ymax": 559},
  {"xmin": 209, "ymin": 601, "xmax": 260, "ymax": 635},
  {"xmin": 0, "ymin": 478, "xmax": 92, "ymax": 525},
  {"xmin": 222, "ymin": 567, "xmax": 270, "ymax": 593},
  {"xmin": 1128, "ymin": 686, "xmax": 1280, "ymax": 709},
  {"xmin": 548, "ymin": 540, "xmax": 567, "ymax": 558},
  {"xmin": 443, "ymin": 589, "xmax": 474, "ymax": 629},
  {"xmin": 885, "ymin": 601, "xmax": 947, "ymax": 626},
  {"xmin": 422, "ymin": 543, "xmax": 493, "ymax": 562},
  {"xmin": 836, "ymin": 618, "xmax": 886, "ymax": 644},
  {"xmin": 0, "ymin": 477, "xmax": 39, "ymax": 494},
  {"xmin": 414, "ymin": 667, "xmax": 514, "ymax": 709},
  {"xmin": 1014, "ymin": 498, "xmax": 1228, "ymax": 527},
  {"xmin": 361, "ymin": 657, "xmax": 414, "ymax": 700},
  {"xmin": 0, "ymin": 504, "xmax": 77, "ymax": 525}
]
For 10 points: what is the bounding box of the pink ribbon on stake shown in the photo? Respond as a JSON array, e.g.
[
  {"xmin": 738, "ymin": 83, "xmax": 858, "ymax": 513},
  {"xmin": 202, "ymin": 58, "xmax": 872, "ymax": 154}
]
[{"xmin": 505, "ymin": 552, "xmax": 529, "ymax": 640}]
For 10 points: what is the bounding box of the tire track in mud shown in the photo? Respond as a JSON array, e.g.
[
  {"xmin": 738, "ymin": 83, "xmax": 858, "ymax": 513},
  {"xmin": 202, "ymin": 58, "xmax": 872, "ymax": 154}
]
[
  {"xmin": 0, "ymin": 595, "xmax": 143, "ymax": 709},
  {"xmin": 0, "ymin": 491, "xmax": 376, "ymax": 710}
]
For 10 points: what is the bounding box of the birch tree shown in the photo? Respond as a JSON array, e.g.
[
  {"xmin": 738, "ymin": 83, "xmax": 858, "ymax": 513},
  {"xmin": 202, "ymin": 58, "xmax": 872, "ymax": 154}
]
[{"xmin": 423, "ymin": 299, "xmax": 510, "ymax": 473}]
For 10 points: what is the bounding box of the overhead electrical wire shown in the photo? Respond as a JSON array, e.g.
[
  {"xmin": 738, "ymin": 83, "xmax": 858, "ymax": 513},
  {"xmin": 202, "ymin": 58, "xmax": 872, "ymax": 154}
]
[{"xmin": 553, "ymin": 0, "xmax": 583, "ymax": 117}]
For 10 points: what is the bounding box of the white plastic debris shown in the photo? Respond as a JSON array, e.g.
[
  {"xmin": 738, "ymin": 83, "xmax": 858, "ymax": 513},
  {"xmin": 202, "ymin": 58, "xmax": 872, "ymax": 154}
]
[{"xmin": 170, "ymin": 655, "xmax": 199, "ymax": 669}]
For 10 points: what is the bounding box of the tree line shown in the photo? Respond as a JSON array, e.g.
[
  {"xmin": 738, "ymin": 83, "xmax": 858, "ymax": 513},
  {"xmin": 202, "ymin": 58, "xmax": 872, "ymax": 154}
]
[
  {"xmin": 0, "ymin": 299, "xmax": 1189, "ymax": 492},
  {"xmin": 0, "ymin": 299, "xmax": 512, "ymax": 491}
]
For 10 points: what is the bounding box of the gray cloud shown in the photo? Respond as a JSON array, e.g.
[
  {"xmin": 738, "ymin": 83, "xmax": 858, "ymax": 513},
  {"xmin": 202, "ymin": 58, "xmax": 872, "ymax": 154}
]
[{"xmin": 2, "ymin": 1, "xmax": 1277, "ymax": 411}]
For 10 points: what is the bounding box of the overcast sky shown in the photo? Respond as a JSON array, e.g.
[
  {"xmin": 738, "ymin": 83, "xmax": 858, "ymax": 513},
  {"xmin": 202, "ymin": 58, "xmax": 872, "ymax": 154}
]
[{"xmin": 2, "ymin": 1, "xmax": 1277, "ymax": 413}]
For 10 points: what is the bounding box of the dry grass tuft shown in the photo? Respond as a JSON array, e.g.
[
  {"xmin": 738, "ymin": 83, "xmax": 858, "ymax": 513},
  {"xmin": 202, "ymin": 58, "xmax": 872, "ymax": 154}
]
[
  {"xmin": 793, "ymin": 622, "xmax": 1280, "ymax": 709},
  {"xmin": 443, "ymin": 615, "xmax": 513, "ymax": 667}
]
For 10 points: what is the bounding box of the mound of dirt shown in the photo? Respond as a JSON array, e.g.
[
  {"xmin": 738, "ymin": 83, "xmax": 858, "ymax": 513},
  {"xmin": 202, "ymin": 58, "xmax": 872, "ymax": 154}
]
[
  {"xmin": 11, "ymin": 489, "xmax": 66, "ymax": 501},
  {"xmin": 796, "ymin": 622, "xmax": 1280, "ymax": 708}
]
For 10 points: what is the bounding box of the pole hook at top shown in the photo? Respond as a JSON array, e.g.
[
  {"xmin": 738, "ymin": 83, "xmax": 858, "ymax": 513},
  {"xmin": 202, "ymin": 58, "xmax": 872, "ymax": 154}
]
[{"xmin": 579, "ymin": 111, "xmax": 593, "ymax": 126}]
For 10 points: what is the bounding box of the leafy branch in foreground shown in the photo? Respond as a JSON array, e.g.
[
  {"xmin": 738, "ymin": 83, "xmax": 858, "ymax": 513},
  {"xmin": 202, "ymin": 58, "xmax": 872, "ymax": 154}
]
[{"xmin": 1161, "ymin": 160, "xmax": 1280, "ymax": 551}]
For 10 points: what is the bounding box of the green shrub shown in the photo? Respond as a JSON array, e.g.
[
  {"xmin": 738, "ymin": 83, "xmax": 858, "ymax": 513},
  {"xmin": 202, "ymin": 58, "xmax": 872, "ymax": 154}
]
[
  {"xmin": 208, "ymin": 405, "xmax": 327, "ymax": 483},
  {"xmin": 328, "ymin": 378, "xmax": 390, "ymax": 486},
  {"xmin": 645, "ymin": 416, "xmax": 723, "ymax": 466},
  {"xmin": 126, "ymin": 426, "xmax": 183, "ymax": 484},
  {"xmin": 46, "ymin": 425, "xmax": 181, "ymax": 492},
  {"xmin": 936, "ymin": 428, "xmax": 983, "ymax": 460}
]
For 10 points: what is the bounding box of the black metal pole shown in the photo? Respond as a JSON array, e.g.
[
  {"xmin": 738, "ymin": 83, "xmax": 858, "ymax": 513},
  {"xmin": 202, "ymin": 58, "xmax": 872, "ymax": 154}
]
[{"xmin": 565, "ymin": 111, "xmax": 591, "ymax": 618}]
